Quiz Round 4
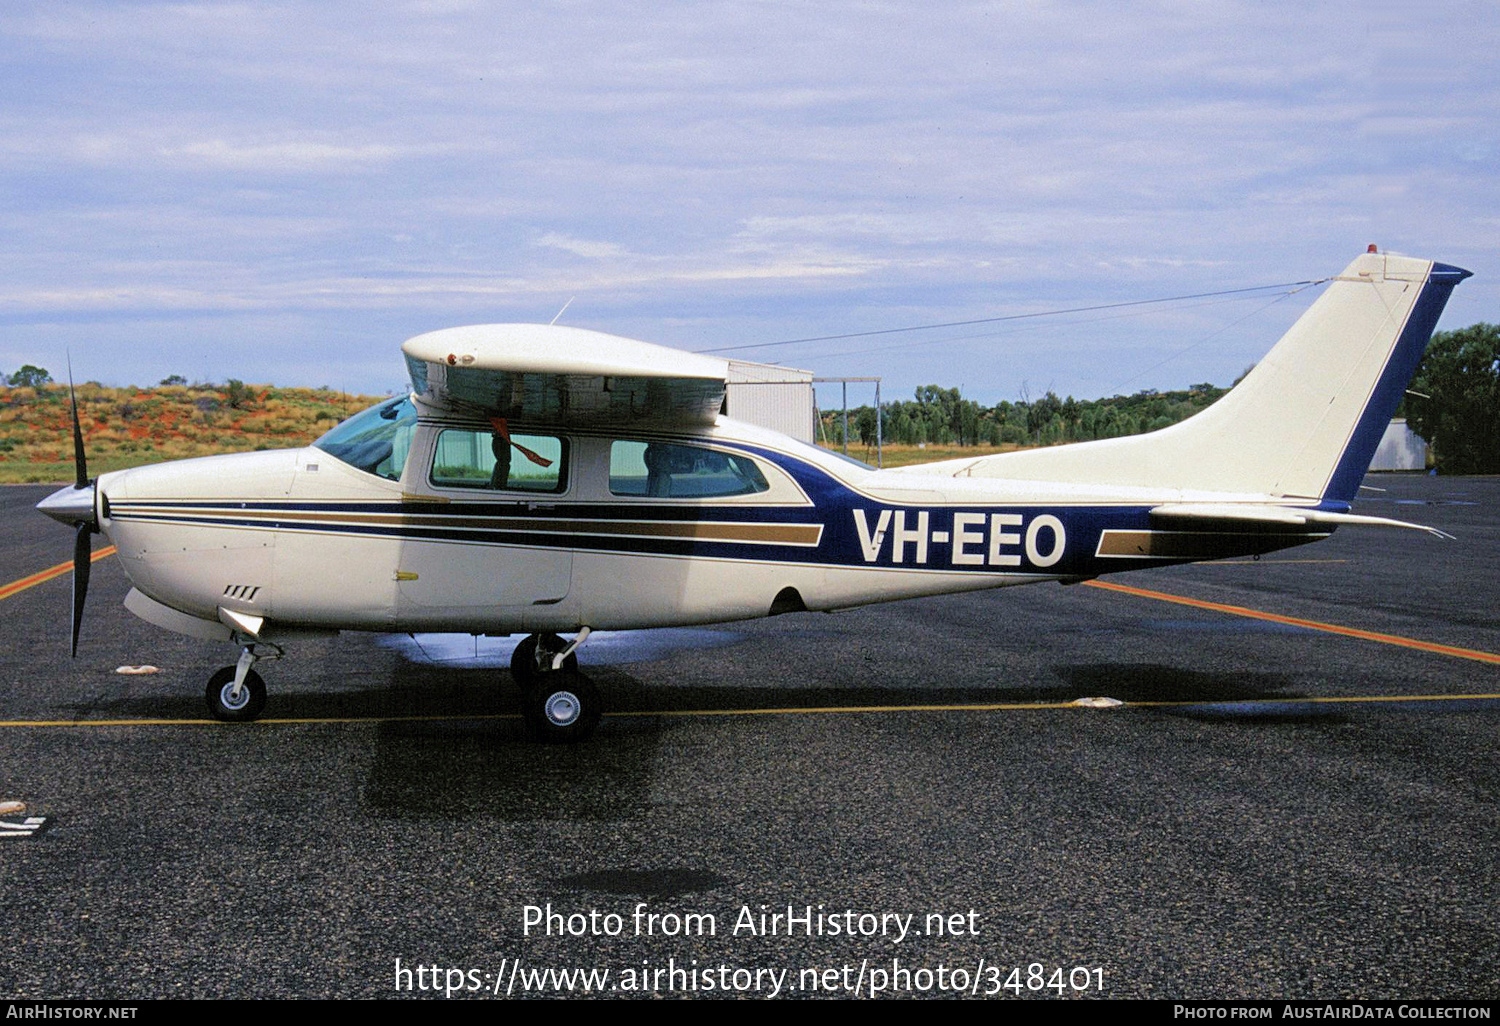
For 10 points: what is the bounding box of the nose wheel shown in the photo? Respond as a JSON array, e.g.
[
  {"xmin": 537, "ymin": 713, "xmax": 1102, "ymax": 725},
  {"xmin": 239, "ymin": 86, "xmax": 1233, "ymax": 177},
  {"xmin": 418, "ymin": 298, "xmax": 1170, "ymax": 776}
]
[
  {"xmin": 205, "ymin": 666, "xmax": 266, "ymax": 722},
  {"xmin": 204, "ymin": 643, "xmax": 276, "ymax": 722}
]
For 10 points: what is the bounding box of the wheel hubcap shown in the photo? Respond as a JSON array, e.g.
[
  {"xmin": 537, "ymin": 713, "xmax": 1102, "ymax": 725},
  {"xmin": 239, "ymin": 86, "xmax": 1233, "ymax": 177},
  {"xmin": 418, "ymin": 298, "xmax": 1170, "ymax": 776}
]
[
  {"xmin": 543, "ymin": 690, "xmax": 580, "ymax": 726},
  {"xmin": 220, "ymin": 682, "xmax": 249, "ymax": 711}
]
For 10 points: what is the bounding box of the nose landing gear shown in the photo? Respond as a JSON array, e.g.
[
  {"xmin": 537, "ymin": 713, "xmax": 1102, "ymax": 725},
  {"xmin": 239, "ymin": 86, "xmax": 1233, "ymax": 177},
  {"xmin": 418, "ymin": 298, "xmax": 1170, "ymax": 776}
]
[{"xmin": 204, "ymin": 642, "xmax": 280, "ymax": 722}]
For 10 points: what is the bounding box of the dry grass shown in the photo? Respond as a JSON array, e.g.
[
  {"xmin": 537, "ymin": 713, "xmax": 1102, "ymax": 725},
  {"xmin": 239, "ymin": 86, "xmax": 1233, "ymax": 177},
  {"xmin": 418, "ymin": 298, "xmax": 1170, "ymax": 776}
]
[{"xmin": 0, "ymin": 384, "xmax": 385, "ymax": 483}]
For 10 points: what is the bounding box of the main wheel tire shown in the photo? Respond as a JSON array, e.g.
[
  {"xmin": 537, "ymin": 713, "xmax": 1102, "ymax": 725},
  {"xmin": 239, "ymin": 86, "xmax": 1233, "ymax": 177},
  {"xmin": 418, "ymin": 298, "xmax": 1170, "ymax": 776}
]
[
  {"xmin": 522, "ymin": 670, "xmax": 600, "ymax": 743},
  {"xmin": 205, "ymin": 666, "xmax": 267, "ymax": 722},
  {"xmin": 509, "ymin": 633, "xmax": 578, "ymax": 687}
]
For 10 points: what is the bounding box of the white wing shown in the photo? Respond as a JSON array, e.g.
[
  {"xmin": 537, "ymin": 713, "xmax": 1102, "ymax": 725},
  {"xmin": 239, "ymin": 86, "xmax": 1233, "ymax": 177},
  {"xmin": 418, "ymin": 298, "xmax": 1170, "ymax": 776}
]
[{"xmin": 402, "ymin": 324, "xmax": 730, "ymax": 428}]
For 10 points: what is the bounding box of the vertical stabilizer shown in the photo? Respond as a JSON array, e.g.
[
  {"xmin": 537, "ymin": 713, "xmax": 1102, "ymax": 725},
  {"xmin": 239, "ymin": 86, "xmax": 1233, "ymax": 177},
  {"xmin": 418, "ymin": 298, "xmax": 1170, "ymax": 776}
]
[{"xmin": 911, "ymin": 252, "xmax": 1471, "ymax": 502}]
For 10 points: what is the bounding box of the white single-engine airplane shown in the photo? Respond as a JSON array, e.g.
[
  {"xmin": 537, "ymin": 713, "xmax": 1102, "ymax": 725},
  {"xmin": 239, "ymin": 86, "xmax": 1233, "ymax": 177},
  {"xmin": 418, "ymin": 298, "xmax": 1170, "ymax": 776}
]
[{"xmin": 37, "ymin": 250, "xmax": 1470, "ymax": 740}]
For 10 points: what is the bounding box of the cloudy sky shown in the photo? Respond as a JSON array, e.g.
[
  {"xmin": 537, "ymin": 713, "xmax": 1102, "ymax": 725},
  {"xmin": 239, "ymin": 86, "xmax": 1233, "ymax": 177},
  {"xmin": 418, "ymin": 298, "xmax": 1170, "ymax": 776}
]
[{"xmin": 1, "ymin": 1, "xmax": 1495, "ymax": 407}]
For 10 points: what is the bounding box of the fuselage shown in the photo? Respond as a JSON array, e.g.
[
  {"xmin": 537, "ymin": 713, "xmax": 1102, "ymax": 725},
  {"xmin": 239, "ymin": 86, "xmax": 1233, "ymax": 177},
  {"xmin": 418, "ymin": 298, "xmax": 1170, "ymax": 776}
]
[{"xmin": 93, "ymin": 402, "xmax": 1330, "ymax": 640}]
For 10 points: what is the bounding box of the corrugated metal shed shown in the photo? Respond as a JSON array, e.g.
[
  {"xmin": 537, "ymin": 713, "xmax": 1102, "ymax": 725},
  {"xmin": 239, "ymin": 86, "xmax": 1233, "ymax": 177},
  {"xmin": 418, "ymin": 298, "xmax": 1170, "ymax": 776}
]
[
  {"xmin": 725, "ymin": 359, "xmax": 816, "ymax": 442},
  {"xmin": 1369, "ymin": 418, "xmax": 1428, "ymax": 471}
]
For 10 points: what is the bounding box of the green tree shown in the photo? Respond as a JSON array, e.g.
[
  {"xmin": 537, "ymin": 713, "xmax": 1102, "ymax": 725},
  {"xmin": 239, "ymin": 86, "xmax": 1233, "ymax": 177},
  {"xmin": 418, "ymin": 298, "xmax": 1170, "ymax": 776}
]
[
  {"xmin": 6, "ymin": 365, "xmax": 52, "ymax": 388},
  {"xmin": 1027, "ymin": 392, "xmax": 1062, "ymax": 441},
  {"xmin": 160, "ymin": 374, "xmax": 187, "ymax": 386},
  {"xmin": 225, "ymin": 378, "xmax": 254, "ymax": 410},
  {"xmin": 1406, "ymin": 323, "xmax": 1500, "ymax": 474}
]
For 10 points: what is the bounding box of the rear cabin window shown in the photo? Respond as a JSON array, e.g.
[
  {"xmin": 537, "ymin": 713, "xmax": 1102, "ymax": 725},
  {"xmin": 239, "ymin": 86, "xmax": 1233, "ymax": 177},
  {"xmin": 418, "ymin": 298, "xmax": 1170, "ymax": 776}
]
[
  {"xmin": 609, "ymin": 440, "xmax": 770, "ymax": 498},
  {"xmin": 430, "ymin": 428, "xmax": 567, "ymax": 493}
]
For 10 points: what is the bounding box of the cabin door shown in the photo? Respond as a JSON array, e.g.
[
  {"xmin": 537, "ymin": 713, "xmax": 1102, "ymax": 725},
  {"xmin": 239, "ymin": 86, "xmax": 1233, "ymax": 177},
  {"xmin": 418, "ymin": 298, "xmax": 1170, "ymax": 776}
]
[{"xmin": 395, "ymin": 423, "xmax": 574, "ymax": 629}]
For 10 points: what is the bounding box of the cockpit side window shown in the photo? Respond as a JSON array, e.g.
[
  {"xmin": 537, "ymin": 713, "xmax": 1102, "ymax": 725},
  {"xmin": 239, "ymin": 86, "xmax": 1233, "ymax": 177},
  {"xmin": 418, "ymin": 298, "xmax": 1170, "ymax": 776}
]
[
  {"xmin": 312, "ymin": 396, "xmax": 417, "ymax": 482},
  {"xmin": 430, "ymin": 428, "xmax": 567, "ymax": 493},
  {"xmin": 608, "ymin": 440, "xmax": 770, "ymax": 498}
]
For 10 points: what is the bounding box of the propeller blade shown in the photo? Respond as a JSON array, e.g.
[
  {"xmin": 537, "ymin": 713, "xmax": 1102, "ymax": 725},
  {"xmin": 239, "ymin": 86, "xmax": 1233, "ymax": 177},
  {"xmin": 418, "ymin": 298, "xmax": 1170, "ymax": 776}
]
[
  {"xmin": 71, "ymin": 521, "xmax": 91, "ymax": 658},
  {"xmin": 68, "ymin": 361, "xmax": 88, "ymax": 490}
]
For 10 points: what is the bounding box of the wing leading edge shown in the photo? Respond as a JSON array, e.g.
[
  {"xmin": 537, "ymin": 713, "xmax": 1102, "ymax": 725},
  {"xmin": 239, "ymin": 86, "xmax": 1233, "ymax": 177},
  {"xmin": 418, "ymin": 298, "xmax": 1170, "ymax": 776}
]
[{"xmin": 403, "ymin": 324, "xmax": 729, "ymax": 428}]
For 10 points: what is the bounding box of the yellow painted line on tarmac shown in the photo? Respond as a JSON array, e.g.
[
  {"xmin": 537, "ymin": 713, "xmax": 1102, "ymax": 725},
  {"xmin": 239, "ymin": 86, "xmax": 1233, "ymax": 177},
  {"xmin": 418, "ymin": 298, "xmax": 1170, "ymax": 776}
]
[
  {"xmin": 612, "ymin": 692, "xmax": 1500, "ymax": 717},
  {"xmin": 0, "ymin": 546, "xmax": 117, "ymax": 602},
  {"xmin": 0, "ymin": 692, "xmax": 1497, "ymax": 729},
  {"xmin": 1084, "ymin": 578, "xmax": 1500, "ymax": 665},
  {"xmin": 0, "ymin": 714, "xmax": 521, "ymax": 728}
]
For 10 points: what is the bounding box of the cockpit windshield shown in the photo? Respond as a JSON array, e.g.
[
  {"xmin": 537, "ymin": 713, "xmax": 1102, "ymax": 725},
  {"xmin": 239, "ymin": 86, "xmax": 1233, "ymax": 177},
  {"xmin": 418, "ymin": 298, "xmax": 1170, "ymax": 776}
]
[{"xmin": 312, "ymin": 396, "xmax": 417, "ymax": 481}]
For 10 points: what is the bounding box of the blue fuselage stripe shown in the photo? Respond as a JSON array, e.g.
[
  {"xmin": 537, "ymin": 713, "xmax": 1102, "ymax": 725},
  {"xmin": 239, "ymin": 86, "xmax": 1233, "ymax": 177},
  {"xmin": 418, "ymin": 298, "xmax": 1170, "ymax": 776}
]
[{"xmin": 111, "ymin": 440, "xmax": 1329, "ymax": 577}]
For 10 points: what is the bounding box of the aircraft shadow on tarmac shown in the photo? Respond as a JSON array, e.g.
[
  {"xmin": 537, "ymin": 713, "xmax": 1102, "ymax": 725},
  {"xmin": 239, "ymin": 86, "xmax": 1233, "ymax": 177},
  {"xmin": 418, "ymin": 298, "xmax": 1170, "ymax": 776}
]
[
  {"xmin": 80, "ymin": 658, "xmax": 1349, "ymax": 825},
  {"xmin": 363, "ymin": 710, "xmax": 667, "ymax": 823},
  {"xmin": 351, "ymin": 662, "xmax": 1348, "ymax": 823}
]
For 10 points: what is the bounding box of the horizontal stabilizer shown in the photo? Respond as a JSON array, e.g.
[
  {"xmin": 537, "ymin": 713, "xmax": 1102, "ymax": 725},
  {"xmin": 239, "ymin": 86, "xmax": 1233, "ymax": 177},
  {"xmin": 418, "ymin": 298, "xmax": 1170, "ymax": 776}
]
[{"xmin": 1149, "ymin": 503, "xmax": 1454, "ymax": 540}]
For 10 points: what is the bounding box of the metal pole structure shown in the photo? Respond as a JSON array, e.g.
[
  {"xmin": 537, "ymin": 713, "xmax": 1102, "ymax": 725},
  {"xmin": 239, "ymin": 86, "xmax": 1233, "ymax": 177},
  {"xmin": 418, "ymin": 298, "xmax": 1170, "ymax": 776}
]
[
  {"xmin": 813, "ymin": 377, "xmax": 882, "ymax": 461},
  {"xmin": 841, "ymin": 381, "xmax": 848, "ymax": 456}
]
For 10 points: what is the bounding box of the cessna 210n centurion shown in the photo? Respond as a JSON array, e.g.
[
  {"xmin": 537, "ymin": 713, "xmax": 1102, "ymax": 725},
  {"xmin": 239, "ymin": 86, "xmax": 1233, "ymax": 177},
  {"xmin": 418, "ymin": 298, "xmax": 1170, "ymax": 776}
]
[{"xmin": 37, "ymin": 249, "xmax": 1470, "ymax": 740}]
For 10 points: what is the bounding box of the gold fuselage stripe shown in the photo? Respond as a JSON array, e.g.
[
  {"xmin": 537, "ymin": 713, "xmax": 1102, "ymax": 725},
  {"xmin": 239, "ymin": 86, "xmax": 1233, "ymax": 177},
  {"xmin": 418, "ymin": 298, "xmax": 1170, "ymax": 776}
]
[
  {"xmin": 109, "ymin": 506, "xmax": 822, "ymax": 546},
  {"xmin": 1096, "ymin": 529, "xmax": 1325, "ymax": 559}
]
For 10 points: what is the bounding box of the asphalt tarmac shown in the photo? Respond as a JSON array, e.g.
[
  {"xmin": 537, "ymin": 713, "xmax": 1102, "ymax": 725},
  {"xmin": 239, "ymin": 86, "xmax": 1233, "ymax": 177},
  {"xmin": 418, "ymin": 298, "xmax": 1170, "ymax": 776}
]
[{"xmin": 0, "ymin": 474, "xmax": 1496, "ymax": 1000}]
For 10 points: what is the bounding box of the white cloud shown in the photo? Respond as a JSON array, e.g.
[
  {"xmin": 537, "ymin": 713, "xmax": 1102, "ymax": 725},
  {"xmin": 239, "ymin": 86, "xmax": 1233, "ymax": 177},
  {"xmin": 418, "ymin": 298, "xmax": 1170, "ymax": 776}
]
[
  {"xmin": 534, "ymin": 233, "xmax": 630, "ymax": 260},
  {"xmin": 159, "ymin": 139, "xmax": 410, "ymax": 172},
  {"xmin": 0, "ymin": 1, "xmax": 1493, "ymax": 396}
]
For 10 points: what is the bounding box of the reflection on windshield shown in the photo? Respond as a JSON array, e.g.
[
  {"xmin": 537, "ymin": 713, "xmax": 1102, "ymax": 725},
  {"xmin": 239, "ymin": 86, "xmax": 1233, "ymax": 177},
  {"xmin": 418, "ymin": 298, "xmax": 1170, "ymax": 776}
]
[{"xmin": 312, "ymin": 396, "xmax": 417, "ymax": 481}]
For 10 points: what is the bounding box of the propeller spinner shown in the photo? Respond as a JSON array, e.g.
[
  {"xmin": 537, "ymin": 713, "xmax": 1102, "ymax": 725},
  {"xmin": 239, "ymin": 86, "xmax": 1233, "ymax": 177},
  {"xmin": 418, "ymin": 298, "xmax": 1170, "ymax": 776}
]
[{"xmin": 35, "ymin": 372, "xmax": 98, "ymax": 656}]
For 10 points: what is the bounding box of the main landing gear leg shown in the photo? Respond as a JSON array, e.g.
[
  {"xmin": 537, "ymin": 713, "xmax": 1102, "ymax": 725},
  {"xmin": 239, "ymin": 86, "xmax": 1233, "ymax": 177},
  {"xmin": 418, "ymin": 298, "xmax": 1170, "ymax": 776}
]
[
  {"xmin": 205, "ymin": 641, "xmax": 280, "ymax": 722},
  {"xmin": 510, "ymin": 628, "xmax": 599, "ymax": 743}
]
